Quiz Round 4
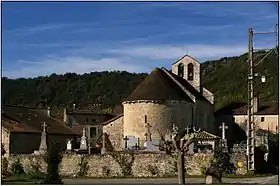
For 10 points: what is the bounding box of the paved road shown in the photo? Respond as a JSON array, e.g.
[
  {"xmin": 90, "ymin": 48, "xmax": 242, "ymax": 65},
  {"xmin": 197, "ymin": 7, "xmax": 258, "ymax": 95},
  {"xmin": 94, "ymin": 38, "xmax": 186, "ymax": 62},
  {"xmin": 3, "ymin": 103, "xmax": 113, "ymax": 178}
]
[{"xmin": 63, "ymin": 175, "xmax": 279, "ymax": 185}]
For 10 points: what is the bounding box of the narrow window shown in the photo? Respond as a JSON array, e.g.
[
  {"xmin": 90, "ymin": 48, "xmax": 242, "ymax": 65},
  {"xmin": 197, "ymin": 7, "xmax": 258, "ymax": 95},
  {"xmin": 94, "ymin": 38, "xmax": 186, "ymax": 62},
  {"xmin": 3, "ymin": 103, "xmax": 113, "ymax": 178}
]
[
  {"xmin": 144, "ymin": 115, "xmax": 147, "ymax": 123},
  {"xmin": 187, "ymin": 63, "xmax": 194, "ymax": 81},
  {"xmin": 92, "ymin": 118, "xmax": 96, "ymax": 122},
  {"xmin": 178, "ymin": 63, "xmax": 184, "ymax": 78},
  {"xmin": 261, "ymin": 117, "xmax": 265, "ymax": 122},
  {"xmin": 85, "ymin": 118, "xmax": 88, "ymax": 123}
]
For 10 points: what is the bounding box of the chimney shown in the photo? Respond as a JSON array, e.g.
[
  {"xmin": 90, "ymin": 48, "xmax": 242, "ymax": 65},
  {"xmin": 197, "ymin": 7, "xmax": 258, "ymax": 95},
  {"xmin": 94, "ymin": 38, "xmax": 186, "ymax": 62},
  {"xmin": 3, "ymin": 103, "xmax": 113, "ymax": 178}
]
[
  {"xmin": 63, "ymin": 108, "xmax": 68, "ymax": 124},
  {"xmin": 73, "ymin": 104, "xmax": 76, "ymax": 111},
  {"xmin": 253, "ymin": 96, "xmax": 259, "ymax": 113},
  {"xmin": 47, "ymin": 107, "xmax": 51, "ymax": 117}
]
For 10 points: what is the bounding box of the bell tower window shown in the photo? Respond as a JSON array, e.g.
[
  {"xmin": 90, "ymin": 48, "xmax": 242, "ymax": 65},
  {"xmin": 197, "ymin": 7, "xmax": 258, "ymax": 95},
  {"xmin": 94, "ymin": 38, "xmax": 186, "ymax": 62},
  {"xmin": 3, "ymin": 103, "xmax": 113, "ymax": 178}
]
[
  {"xmin": 178, "ymin": 63, "xmax": 184, "ymax": 78},
  {"xmin": 187, "ymin": 63, "xmax": 194, "ymax": 81}
]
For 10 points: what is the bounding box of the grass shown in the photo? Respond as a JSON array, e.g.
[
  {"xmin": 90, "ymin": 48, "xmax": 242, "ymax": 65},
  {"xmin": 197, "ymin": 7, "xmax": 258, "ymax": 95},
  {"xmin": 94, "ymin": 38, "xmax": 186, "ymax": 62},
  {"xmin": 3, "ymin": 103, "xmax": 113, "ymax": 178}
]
[{"xmin": 1, "ymin": 174, "xmax": 44, "ymax": 185}]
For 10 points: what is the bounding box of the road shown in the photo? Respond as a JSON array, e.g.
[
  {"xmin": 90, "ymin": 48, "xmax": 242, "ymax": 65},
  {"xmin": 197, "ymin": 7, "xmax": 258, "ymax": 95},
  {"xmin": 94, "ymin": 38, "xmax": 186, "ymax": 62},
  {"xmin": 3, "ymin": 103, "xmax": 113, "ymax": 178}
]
[{"xmin": 63, "ymin": 175, "xmax": 278, "ymax": 185}]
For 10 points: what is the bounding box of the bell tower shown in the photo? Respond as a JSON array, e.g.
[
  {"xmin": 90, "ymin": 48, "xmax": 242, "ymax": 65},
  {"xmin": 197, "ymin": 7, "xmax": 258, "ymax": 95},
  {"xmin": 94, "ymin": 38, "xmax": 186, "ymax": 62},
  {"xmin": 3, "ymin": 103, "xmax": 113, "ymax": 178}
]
[{"xmin": 171, "ymin": 55, "xmax": 201, "ymax": 92}]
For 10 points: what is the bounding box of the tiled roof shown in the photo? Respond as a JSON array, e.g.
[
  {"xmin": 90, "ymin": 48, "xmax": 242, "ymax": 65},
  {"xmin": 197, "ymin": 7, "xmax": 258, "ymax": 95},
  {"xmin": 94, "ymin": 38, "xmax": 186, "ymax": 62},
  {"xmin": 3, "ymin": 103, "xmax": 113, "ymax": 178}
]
[
  {"xmin": 123, "ymin": 68, "xmax": 194, "ymax": 102},
  {"xmin": 2, "ymin": 105, "xmax": 79, "ymax": 135},
  {"xmin": 215, "ymin": 101, "xmax": 278, "ymax": 115},
  {"xmin": 195, "ymin": 131, "xmax": 220, "ymax": 140},
  {"xmin": 102, "ymin": 114, "xmax": 124, "ymax": 126}
]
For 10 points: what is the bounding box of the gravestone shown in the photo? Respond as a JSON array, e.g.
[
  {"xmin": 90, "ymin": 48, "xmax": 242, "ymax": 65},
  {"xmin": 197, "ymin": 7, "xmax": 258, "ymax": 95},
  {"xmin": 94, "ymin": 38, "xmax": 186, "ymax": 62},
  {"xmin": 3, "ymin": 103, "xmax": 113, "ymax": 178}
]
[
  {"xmin": 144, "ymin": 140, "xmax": 160, "ymax": 152},
  {"xmin": 66, "ymin": 139, "xmax": 72, "ymax": 151},
  {"xmin": 125, "ymin": 136, "xmax": 139, "ymax": 149},
  {"xmin": 80, "ymin": 128, "xmax": 88, "ymax": 150}
]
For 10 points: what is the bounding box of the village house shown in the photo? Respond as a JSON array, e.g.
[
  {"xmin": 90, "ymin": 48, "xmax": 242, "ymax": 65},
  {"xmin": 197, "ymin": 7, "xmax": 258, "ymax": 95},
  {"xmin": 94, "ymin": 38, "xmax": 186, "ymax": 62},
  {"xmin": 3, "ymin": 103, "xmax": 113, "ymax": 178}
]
[
  {"xmin": 102, "ymin": 55, "xmax": 219, "ymax": 151},
  {"xmin": 1, "ymin": 105, "xmax": 79, "ymax": 156},
  {"xmin": 62, "ymin": 104, "xmax": 115, "ymax": 148},
  {"xmin": 215, "ymin": 99, "xmax": 278, "ymax": 149}
]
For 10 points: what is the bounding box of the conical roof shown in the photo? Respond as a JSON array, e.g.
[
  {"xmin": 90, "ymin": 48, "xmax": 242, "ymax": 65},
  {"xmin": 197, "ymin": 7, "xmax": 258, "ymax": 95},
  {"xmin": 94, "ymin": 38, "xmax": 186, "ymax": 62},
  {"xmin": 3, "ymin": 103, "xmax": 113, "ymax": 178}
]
[{"xmin": 124, "ymin": 68, "xmax": 193, "ymax": 102}]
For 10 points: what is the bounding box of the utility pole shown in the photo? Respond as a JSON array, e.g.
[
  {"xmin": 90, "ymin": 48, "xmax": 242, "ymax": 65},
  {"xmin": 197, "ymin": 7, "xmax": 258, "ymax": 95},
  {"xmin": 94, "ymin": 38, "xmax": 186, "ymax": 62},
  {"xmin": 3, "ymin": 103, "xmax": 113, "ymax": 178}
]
[
  {"xmin": 246, "ymin": 24, "xmax": 278, "ymax": 172},
  {"xmin": 247, "ymin": 28, "xmax": 255, "ymax": 171}
]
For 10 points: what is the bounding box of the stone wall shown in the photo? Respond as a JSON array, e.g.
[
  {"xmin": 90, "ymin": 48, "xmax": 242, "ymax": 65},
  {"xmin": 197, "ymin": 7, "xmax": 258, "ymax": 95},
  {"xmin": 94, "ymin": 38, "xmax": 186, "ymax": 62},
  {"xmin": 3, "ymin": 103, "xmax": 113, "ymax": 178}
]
[
  {"xmin": 1, "ymin": 127, "xmax": 10, "ymax": 156},
  {"xmin": 123, "ymin": 100, "xmax": 193, "ymax": 147},
  {"xmin": 5, "ymin": 152, "xmax": 247, "ymax": 177},
  {"xmin": 103, "ymin": 116, "xmax": 124, "ymax": 151},
  {"xmin": 171, "ymin": 55, "xmax": 201, "ymax": 92},
  {"xmin": 6, "ymin": 153, "xmax": 214, "ymax": 177},
  {"xmin": 234, "ymin": 115, "xmax": 278, "ymax": 133}
]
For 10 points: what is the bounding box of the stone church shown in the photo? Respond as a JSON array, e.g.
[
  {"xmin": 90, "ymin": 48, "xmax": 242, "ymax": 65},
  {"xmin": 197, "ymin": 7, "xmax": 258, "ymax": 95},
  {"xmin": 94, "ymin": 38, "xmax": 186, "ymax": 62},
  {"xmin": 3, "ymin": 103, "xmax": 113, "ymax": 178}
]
[{"xmin": 102, "ymin": 55, "xmax": 216, "ymax": 150}]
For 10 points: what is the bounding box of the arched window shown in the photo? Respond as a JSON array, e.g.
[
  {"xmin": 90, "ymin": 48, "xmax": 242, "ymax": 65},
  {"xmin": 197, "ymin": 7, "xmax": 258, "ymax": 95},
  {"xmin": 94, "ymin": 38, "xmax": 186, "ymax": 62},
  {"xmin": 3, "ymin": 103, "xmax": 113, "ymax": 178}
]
[
  {"xmin": 178, "ymin": 63, "xmax": 184, "ymax": 78},
  {"xmin": 187, "ymin": 63, "xmax": 194, "ymax": 81}
]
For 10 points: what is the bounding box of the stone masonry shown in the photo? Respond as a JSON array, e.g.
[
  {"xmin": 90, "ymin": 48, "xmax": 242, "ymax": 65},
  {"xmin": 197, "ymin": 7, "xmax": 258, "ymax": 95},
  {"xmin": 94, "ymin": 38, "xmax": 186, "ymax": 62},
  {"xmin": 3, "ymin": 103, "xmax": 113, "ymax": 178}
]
[{"xmin": 5, "ymin": 152, "xmax": 247, "ymax": 178}]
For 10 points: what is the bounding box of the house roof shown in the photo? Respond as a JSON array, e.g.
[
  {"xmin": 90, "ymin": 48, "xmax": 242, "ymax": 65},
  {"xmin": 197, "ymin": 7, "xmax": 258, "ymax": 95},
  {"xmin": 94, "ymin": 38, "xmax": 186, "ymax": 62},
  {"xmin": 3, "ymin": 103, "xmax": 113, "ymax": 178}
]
[
  {"xmin": 2, "ymin": 105, "xmax": 79, "ymax": 135},
  {"xmin": 102, "ymin": 114, "xmax": 124, "ymax": 126},
  {"xmin": 123, "ymin": 67, "xmax": 207, "ymax": 103},
  {"xmin": 215, "ymin": 101, "xmax": 278, "ymax": 115},
  {"xmin": 195, "ymin": 131, "xmax": 220, "ymax": 140}
]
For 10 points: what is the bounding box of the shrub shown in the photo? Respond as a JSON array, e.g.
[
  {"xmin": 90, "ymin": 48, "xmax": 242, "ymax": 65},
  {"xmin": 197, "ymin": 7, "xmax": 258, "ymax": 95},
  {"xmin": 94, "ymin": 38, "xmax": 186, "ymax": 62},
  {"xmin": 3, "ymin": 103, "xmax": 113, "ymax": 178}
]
[
  {"xmin": 208, "ymin": 147, "xmax": 236, "ymax": 176},
  {"xmin": 11, "ymin": 158, "xmax": 25, "ymax": 176},
  {"xmin": 42, "ymin": 143, "xmax": 63, "ymax": 184},
  {"xmin": 102, "ymin": 166, "xmax": 110, "ymax": 177},
  {"xmin": 147, "ymin": 164, "xmax": 159, "ymax": 176},
  {"xmin": 27, "ymin": 158, "xmax": 44, "ymax": 180},
  {"xmin": 77, "ymin": 156, "xmax": 89, "ymax": 177}
]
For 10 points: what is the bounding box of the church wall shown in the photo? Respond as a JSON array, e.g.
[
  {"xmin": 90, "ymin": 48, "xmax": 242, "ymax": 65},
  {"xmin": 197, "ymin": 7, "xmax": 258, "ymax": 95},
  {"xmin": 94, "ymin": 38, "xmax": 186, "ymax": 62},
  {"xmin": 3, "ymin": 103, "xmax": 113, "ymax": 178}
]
[
  {"xmin": 123, "ymin": 100, "xmax": 193, "ymax": 147},
  {"xmin": 2, "ymin": 127, "xmax": 10, "ymax": 156},
  {"xmin": 172, "ymin": 56, "xmax": 201, "ymax": 91},
  {"xmin": 7, "ymin": 132, "xmax": 76, "ymax": 155},
  {"xmin": 233, "ymin": 115, "xmax": 278, "ymax": 133},
  {"xmin": 195, "ymin": 100, "xmax": 215, "ymax": 134},
  {"xmin": 103, "ymin": 116, "xmax": 124, "ymax": 151}
]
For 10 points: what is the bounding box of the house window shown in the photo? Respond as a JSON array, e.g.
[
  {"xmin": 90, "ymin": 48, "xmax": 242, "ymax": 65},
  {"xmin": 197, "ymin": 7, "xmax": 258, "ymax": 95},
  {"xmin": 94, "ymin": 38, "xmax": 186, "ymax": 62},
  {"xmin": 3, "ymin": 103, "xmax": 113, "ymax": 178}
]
[
  {"xmin": 89, "ymin": 127, "xmax": 97, "ymax": 138},
  {"xmin": 178, "ymin": 63, "xmax": 184, "ymax": 78},
  {"xmin": 85, "ymin": 118, "xmax": 88, "ymax": 123},
  {"xmin": 261, "ymin": 117, "xmax": 265, "ymax": 122},
  {"xmin": 144, "ymin": 115, "xmax": 147, "ymax": 123},
  {"xmin": 187, "ymin": 63, "xmax": 194, "ymax": 81},
  {"xmin": 92, "ymin": 118, "xmax": 96, "ymax": 122}
]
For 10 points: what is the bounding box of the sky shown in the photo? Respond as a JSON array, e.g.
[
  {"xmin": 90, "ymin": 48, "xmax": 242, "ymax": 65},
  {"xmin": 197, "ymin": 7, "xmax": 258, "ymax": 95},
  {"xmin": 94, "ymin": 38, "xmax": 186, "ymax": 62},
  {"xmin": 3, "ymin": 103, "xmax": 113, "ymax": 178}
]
[{"xmin": 2, "ymin": 1, "xmax": 279, "ymax": 79}]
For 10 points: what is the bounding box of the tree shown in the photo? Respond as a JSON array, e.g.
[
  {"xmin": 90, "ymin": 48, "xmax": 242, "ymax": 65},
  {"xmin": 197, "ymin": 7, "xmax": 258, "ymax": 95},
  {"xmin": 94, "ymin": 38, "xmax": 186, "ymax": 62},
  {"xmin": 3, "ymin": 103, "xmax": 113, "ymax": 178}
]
[
  {"xmin": 161, "ymin": 125, "xmax": 199, "ymax": 185},
  {"xmin": 43, "ymin": 143, "xmax": 63, "ymax": 184}
]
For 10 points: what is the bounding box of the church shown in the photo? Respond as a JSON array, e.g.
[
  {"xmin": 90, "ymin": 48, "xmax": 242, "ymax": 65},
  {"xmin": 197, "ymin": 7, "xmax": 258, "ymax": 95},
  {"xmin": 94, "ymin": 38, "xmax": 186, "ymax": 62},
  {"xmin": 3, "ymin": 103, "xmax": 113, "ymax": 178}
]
[{"xmin": 102, "ymin": 55, "xmax": 217, "ymax": 150}]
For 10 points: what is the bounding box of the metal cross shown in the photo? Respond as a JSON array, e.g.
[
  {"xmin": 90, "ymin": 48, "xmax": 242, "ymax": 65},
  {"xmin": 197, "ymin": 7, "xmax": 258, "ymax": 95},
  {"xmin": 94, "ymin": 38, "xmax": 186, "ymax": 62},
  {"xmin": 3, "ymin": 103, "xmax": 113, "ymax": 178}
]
[
  {"xmin": 219, "ymin": 122, "xmax": 228, "ymax": 140},
  {"xmin": 123, "ymin": 136, "xmax": 129, "ymax": 149},
  {"xmin": 186, "ymin": 126, "xmax": 191, "ymax": 135}
]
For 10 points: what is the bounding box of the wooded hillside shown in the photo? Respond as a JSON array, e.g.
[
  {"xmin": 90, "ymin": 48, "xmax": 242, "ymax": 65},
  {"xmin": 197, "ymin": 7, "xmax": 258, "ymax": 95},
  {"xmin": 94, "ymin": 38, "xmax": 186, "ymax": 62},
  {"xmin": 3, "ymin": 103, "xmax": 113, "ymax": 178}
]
[{"xmin": 2, "ymin": 49, "xmax": 278, "ymax": 114}]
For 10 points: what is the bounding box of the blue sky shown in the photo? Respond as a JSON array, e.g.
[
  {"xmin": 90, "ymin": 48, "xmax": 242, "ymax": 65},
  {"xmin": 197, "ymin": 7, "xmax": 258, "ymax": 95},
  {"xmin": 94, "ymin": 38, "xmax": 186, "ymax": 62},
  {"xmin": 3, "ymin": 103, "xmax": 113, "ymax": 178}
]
[{"xmin": 2, "ymin": 2, "xmax": 278, "ymax": 79}]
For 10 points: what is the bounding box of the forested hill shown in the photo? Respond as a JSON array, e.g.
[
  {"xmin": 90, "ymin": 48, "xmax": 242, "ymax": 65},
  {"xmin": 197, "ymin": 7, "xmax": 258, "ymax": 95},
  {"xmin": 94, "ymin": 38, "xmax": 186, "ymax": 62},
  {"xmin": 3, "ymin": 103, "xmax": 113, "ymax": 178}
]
[{"xmin": 2, "ymin": 49, "xmax": 278, "ymax": 113}]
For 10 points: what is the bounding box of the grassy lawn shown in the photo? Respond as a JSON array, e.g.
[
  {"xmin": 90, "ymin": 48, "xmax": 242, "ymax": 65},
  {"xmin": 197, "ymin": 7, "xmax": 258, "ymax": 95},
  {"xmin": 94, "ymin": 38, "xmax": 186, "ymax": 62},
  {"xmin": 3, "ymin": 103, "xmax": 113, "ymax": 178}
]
[{"xmin": 1, "ymin": 175, "xmax": 43, "ymax": 185}]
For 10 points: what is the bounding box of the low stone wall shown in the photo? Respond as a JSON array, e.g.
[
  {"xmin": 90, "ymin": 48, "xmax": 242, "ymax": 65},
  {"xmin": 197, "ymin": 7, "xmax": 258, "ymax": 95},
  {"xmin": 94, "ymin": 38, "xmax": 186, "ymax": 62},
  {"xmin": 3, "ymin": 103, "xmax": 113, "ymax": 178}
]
[{"xmin": 5, "ymin": 152, "xmax": 247, "ymax": 177}]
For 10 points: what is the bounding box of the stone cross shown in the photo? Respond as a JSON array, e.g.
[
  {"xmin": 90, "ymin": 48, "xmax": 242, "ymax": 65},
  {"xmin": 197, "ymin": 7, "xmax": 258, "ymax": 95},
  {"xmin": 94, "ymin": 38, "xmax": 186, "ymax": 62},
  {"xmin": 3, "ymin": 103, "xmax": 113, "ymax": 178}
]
[
  {"xmin": 145, "ymin": 123, "xmax": 152, "ymax": 141},
  {"xmin": 39, "ymin": 122, "xmax": 47, "ymax": 152},
  {"xmin": 219, "ymin": 122, "xmax": 228, "ymax": 140},
  {"xmin": 101, "ymin": 133, "xmax": 106, "ymax": 155},
  {"xmin": 42, "ymin": 122, "xmax": 47, "ymax": 132},
  {"xmin": 79, "ymin": 128, "xmax": 87, "ymax": 150},
  {"xmin": 123, "ymin": 136, "xmax": 129, "ymax": 149}
]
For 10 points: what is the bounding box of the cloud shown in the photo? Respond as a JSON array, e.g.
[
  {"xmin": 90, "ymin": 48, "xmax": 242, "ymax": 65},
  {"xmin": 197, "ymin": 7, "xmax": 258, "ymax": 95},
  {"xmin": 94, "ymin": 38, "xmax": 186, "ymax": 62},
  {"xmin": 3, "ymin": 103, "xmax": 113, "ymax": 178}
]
[
  {"xmin": 4, "ymin": 56, "xmax": 149, "ymax": 79},
  {"xmin": 107, "ymin": 44, "xmax": 248, "ymax": 61}
]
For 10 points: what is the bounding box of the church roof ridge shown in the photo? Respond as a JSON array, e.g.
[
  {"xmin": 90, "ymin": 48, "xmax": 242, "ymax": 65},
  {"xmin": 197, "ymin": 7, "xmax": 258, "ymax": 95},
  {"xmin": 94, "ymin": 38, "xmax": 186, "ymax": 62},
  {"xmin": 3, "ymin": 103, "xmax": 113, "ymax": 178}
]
[
  {"xmin": 123, "ymin": 68, "xmax": 194, "ymax": 102},
  {"xmin": 171, "ymin": 54, "xmax": 200, "ymax": 65}
]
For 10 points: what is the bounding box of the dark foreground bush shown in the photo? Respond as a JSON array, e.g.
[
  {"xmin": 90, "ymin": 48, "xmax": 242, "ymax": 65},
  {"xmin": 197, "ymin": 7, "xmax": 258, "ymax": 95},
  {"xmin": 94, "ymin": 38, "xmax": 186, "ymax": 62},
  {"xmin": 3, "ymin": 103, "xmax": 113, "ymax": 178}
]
[{"xmin": 42, "ymin": 143, "xmax": 63, "ymax": 184}]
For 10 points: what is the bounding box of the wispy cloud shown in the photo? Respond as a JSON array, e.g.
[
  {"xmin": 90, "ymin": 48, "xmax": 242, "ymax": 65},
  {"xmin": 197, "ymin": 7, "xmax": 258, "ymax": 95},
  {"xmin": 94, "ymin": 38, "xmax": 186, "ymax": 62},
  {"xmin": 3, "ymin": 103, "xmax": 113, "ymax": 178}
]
[{"xmin": 4, "ymin": 56, "xmax": 149, "ymax": 79}]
